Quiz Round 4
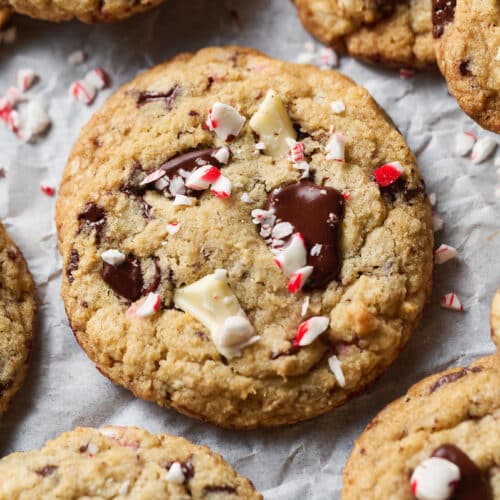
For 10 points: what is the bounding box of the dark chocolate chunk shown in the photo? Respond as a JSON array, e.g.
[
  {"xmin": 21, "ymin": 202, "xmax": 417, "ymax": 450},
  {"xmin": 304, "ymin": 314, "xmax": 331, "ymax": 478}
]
[
  {"xmin": 101, "ymin": 256, "xmax": 143, "ymax": 302},
  {"xmin": 35, "ymin": 465, "xmax": 58, "ymax": 477},
  {"xmin": 136, "ymin": 85, "xmax": 180, "ymax": 110},
  {"xmin": 203, "ymin": 485, "xmax": 238, "ymax": 495},
  {"xmin": 121, "ymin": 163, "xmax": 153, "ymax": 221},
  {"xmin": 432, "ymin": 0, "xmax": 457, "ymax": 38},
  {"xmin": 77, "ymin": 203, "xmax": 106, "ymax": 243},
  {"xmin": 431, "ymin": 444, "xmax": 490, "ymax": 500},
  {"xmin": 266, "ymin": 180, "xmax": 344, "ymax": 289},
  {"xmin": 459, "ymin": 59, "xmax": 471, "ymax": 76},
  {"xmin": 379, "ymin": 177, "xmax": 425, "ymax": 202},
  {"xmin": 429, "ymin": 366, "xmax": 482, "ymax": 393},
  {"xmin": 67, "ymin": 248, "xmax": 80, "ymax": 284}
]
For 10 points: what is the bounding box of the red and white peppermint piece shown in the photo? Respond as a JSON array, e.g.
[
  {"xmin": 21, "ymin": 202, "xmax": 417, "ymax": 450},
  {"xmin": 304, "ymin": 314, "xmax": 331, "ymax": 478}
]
[
  {"xmin": 140, "ymin": 168, "xmax": 166, "ymax": 185},
  {"xmin": 440, "ymin": 292, "xmax": 464, "ymax": 312},
  {"xmin": 318, "ymin": 47, "xmax": 338, "ymax": 68},
  {"xmin": 251, "ymin": 208, "xmax": 275, "ymax": 227},
  {"xmin": 373, "ymin": 162, "xmax": 404, "ymax": 187},
  {"xmin": 128, "ymin": 292, "xmax": 161, "ymax": 318},
  {"xmin": 274, "ymin": 233, "xmax": 307, "ymax": 276},
  {"xmin": 432, "ymin": 213, "xmax": 444, "ymax": 232},
  {"xmin": 471, "ymin": 136, "xmax": 497, "ymax": 164},
  {"xmin": 434, "ymin": 244, "xmax": 457, "ymax": 264},
  {"xmin": 205, "ymin": 102, "xmax": 245, "ymax": 141},
  {"xmin": 212, "ymin": 146, "xmax": 230, "ymax": 164},
  {"xmin": 70, "ymin": 80, "xmax": 97, "ymax": 105},
  {"xmin": 294, "ymin": 316, "xmax": 329, "ymax": 346},
  {"xmin": 410, "ymin": 457, "xmax": 460, "ymax": 500},
  {"xmin": 455, "ymin": 131, "xmax": 476, "ymax": 156},
  {"xmin": 325, "ymin": 133, "xmax": 345, "ymax": 161},
  {"xmin": 399, "ymin": 68, "xmax": 415, "ymax": 80},
  {"xmin": 17, "ymin": 100, "xmax": 51, "ymax": 142},
  {"xmin": 166, "ymin": 462, "xmax": 185, "ymax": 484},
  {"xmin": 330, "ymin": 99, "xmax": 345, "ymax": 114},
  {"xmin": 4, "ymin": 86, "xmax": 26, "ymax": 107},
  {"xmin": 287, "ymin": 265, "xmax": 313, "ymax": 293},
  {"xmin": 84, "ymin": 68, "xmax": 110, "ymax": 90},
  {"xmin": 101, "ymin": 249, "xmax": 126, "ymax": 266},
  {"xmin": 185, "ymin": 165, "xmax": 221, "ymax": 190},
  {"xmin": 166, "ymin": 222, "xmax": 180, "ymax": 235},
  {"xmin": 173, "ymin": 194, "xmax": 193, "ymax": 206},
  {"xmin": 301, "ymin": 296, "xmax": 310, "ymax": 317},
  {"xmin": 328, "ymin": 355, "xmax": 346, "ymax": 387},
  {"xmin": 16, "ymin": 68, "xmax": 38, "ymax": 92},
  {"xmin": 286, "ymin": 138, "xmax": 305, "ymax": 163},
  {"xmin": 40, "ymin": 183, "xmax": 55, "ymax": 196},
  {"xmin": 210, "ymin": 174, "xmax": 232, "ymax": 199}
]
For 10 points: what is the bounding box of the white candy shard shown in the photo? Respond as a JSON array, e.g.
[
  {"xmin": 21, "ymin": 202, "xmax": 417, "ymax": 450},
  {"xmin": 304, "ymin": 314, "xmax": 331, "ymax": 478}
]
[
  {"xmin": 471, "ymin": 136, "xmax": 497, "ymax": 164},
  {"xmin": 206, "ymin": 102, "xmax": 245, "ymax": 141},
  {"xmin": 294, "ymin": 316, "xmax": 329, "ymax": 346},
  {"xmin": 434, "ymin": 244, "xmax": 457, "ymax": 264},
  {"xmin": 318, "ymin": 47, "xmax": 339, "ymax": 68},
  {"xmin": 119, "ymin": 480, "xmax": 130, "ymax": 495},
  {"xmin": 174, "ymin": 271, "xmax": 259, "ymax": 358},
  {"xmin": 16, "ymin": 68, "xmax": 37, "ymax": 92},
  {"xmin": 249, "ymin": 89, "xmax": 296, "ymax": 158},
  {"xmin": 212, "ymin": 146, "xmax": 230, "ymax": 164},
  {"xmin": 166, "ymin": 222, "xmax": 180, "ymax": 235},
  {"xmin": 4, "ymin": 86, "xmax": 26, "ymax": 107},
  {"xmin": 325, "ymin": 133, "xmax": 346, "ymax": 161},
  {"xmin": 328, "ymin": 355, "xmax": 346, "ymax": 387},
  {"xmin": 84, "ymin": 68, "xmax": 109, "ymax": 90},
  {"xmin": 68, "ymin": 50, "xmax": 86, "ymax": 65},
  {"xmin": 331, "ymin": 100, "xmax": 346, "ymax": 114},
  {"xmin": 173, "ymin": 194, "xmax": 193, "ymax": 206},
  {"xmin": 455, "ymin": 132, "xmax": 476, "ymax": 156},
  {"xmin": 101, "ymin": 249, "xmax": 126, "ymax": 266},
  {"xmin": 429, "ymin": 193, "xmax": 437, "ymax": 206},
  {"xmin": 440, "ymin": 292, "xmax": 464, "ymax": 312},
  {"xmin": 287, "ymin": 265, "xmax": 313, "ymax": 294},
  {"xmin": 410, "ymin": 457, "xmax": 460, "ymax": 500},
  {"xmin": 17, "ymin": 100, "xmax": 51, "ymax": 142},
  {"xmin": 301, "ymin": 296, "xmax": 310, "ymax": 317},
  {"xmin": 274, "ymin": 233, "xmax": 307, "ymax": 276},
  {"xmin": 286, "ymin": 137, "xmax": 305, "ymax": 163},
  {"xmin": 87, "ymin": 443, "xmax": 99, "ymax": 456},
  {"xmin": 310, "ymin": 243, "xmax": 322, "ymax": 256},
  {"xmin": 133, "ymin": 292, "xmax": 161, "ymax": 318},
  {"xmin": 185, "ymin": 164, "xmax": 221, "ymax": 190},
  {"xmin": 272, "ymin": 221, "xmax": 294, "ymax": 239},
  {"xmin": 432, "ymin": 213, "xmax": 444, "ymax": 232},
  {"xmin": 210, "ymin": 174, "xmax": 232, "ymax": 198},
  {"xmin": 70, "ymin": 80, "xmax": 97, "ymax": 105},
  {"xmin": 166, "ymin": 462, "xmax": 185, "ymax": 484}
]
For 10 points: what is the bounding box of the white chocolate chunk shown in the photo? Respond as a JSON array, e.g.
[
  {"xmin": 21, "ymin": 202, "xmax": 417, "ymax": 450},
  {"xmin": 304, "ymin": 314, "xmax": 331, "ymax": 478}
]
[
  {"xmin": 174, "ymin": 272, "xmax": 259, "ymax": 358},
  {"xmin": 166, "ymin": 462, "xmax": 185, "ymax": 484},
  {"xmin": 249, "ymin": 89, "xmax": 296, "ymax": 158}
]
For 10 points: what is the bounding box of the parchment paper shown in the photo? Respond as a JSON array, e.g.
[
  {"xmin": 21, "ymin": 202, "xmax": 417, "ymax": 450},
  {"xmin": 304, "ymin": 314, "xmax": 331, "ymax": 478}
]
[{"xmin": 0, "ymin": 2, "xmax": 499, "ymax": 498}]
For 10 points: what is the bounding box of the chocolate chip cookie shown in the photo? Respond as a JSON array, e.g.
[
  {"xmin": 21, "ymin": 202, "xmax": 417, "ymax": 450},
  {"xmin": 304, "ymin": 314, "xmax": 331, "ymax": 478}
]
[
  {"xmin": 293, "ymin": 0, "xmax": 436, "ymax": 69},
  {"xmin": 343, "ymin": 355, "xmax": 500, "ymax": 499},
  {"xmin": 56, "ymin": 46, "xmax": 433, "ymax": 428},
  {"xmin": 432, "ymin": 0, "xmax": 500, "ymax": 133},
  {"xmin": 0, "ymin": 426, "xmax": 261, "ymax": 498},
  {"xmin": 0, "ymin": 0, "xmax": 165, "ymax": 22},
  {"xmin": 491, "ymin": 289, "xmax": 500, "ymax": 350},
  {"xmin": 0, "ymin": 221, "xmax": 36, "ymax": 415}
]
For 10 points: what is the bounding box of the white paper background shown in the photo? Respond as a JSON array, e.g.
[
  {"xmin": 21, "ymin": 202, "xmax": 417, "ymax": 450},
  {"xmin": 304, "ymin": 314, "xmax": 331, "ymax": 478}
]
[{"xmin": 0, "ymin": 1, "xmax": 499, "ymax": 498}]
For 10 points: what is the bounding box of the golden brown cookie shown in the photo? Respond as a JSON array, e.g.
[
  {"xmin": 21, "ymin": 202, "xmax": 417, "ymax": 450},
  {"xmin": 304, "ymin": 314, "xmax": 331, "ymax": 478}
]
[
  {"xmin": 293, "ymin": 0, "xmax": 436, "ymax": 69},
  {"xmin": 56, "ymin": 46, "xmax": 433, "ymax": 429},
  {"xmin": 0, "ymin": 426, "xmax": 261, "ymax": 498},
  {"xmin": 343, "ymin": 355, "xmax": 500, "ymax": 499},
  {"xmin": 0, "ymin": 221, "xmax": 36, "ymax": 415},
  {"xmin": 432, "ymin": 0, "xmax": 500, "ymax": 133},
  {"xmin": 0, "ymin": 0, "xmax": 165, "ymax": 22}
]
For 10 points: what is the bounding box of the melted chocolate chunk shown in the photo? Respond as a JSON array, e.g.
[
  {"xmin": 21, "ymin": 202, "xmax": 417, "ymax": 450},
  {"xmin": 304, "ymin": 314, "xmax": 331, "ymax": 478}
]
[
  {"xmin": 429, "ymin": 366, "xmax": 482, "ymax": 393},
  {"xmin": 67, "ymin": 248, "xmax": 80, "ymax": 284},
  {"xmin": 203, "ymin": 485, "xmax": 237, "ymax": 495},
  {"xmin": 432, "ymin": 0, "xmax": 457, "ymax": 38},
  {"xmin": 431, "ymin": 445, "xmax": 490, "ymax": 500},
  {"xmin": 78, "ymin": 203, "xmax": 106, "ymax": 243},
  {"xmin": 136, "ymin": 85, "xmax": 180, "ymax": 110},
  {"xmin": 379, "ymin": 177, "xmax": 425, "ymax": 202},
  {"xmin": 101, "ymin": 256, "xmax": 143, "ymax": 302},
  {"xmin": 121, "ymin": 163, "xmax": 153, "ymax": 220},
  {"xmin": 266, "ymin": 180, "xmax": 344, "ymax": 288},
  {"xmin": 35, "ymin": 465, "xmax": 58, "ymax": 477},
  {"xmin": 459, "ymin": 60, "xmax": 471, "ymax": 76}
]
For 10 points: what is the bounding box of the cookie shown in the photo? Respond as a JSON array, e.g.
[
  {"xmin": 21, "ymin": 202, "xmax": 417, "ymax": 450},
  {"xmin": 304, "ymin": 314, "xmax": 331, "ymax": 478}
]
[
  {"xmin": 0, "ymin": 6, "xmax": 11, "ymax": 27},
  {"xmin": 56, "ymin": 46, "xmax": 433, "ymax": 428},
  {"xmin": 0, "ymin": 221, "xmax": 36, "ymax": 415},
  {"xmin": 343, "ymin": 355, "xmax": 500, "ymax": 499},
  {"xmin": 293, "ymin": 0, "xmax": 436, "ymax": 69},
  {"xmin": 432, "ymin": 0, "xmax": 500, "ymax": 133},
  {"xmin": 0, "ymin": 426, "xmax": 261, "ymax": 498},
  {"xmin": 491, "ymin": 289, "xmax": 500, "ymax": 350},
  {"xmin": 0, "ymin": 0, "xmax": 165, "ymax": 23}
]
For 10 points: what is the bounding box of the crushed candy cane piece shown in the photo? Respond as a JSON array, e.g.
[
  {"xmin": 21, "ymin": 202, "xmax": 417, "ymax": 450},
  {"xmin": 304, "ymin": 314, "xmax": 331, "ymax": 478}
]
[
  {"xmin": 16, "ymin": 69, "xmax": 38, "ymax": 92},
  {"xmin": 301, "ymin": 296, "xmax": 310, "ymax": 317},
  {"xmin": 101, "ymin": 249, "xmax": 126, "ymax": 266},
  {"xmin": 185, "ymin": 164, "xmax": 221, "ymax": 190},
  {"xmin": 399, "ymin": 68, "xmax": 415, "ymax": 80},
  {"xmin": 40, "ymin": 183, "xmax": 55, "ymax": 196},
  {"xmin": 294, "ymin": 316, "xmax": 329, "ymax": 346},
  {"xmin": 205, "ymin": 102, "xmax": 245, "ymax": 141},
  {"xmin": 325, "ymin": 133, "xmax": 345, "ymax": 161},
  {"xmin": 70, "ymin": 80, "xmax": 97, "ymax": 105},
  {"xmin": 173, "ymin": 194, "xmax": 193, "ymax": 206},
  {"xmin": 328, "ymin": 355, "xmax": 346, "ymax": 387},
  {"xmin": 255, "ymin": 142, "xmax": 266, "ymax": 151},
  {"xmin": 166, "ymin": 462, "xmax": 185, "ymax": 484},
  {"xmin": 310, "ymin": 243, "xmax": 322, "ymax": 256},
  {"xmin": 288, "ymin": 266, "xmax": 313, "ymax": 293},
  {"xmin": 4, "ymin": 86, "xmax": 26, "ymax": 107},
  {"xmin": 84, "ymin": 68, "xmax": 110, "ymax": 90},
  {"xmin": 471, "ymin": 136, "xmax": 497, "ymax": 164},
  {"xmin": 434, "ymin": 244, "xmax": 457, "ymax": 264},
  {"xmin": 210, "ymin": 174, "xmax": 232, "ymax": 198},
  {"xmin": 455, "ymin": 131, "xmax": 476, "ymax": 156},
  {"xmin": 429, "ymin": 193, "xmax": 437, "ymax": 206},
  {"xmin": 440, "ymin": 292, "xmax": 464, "ymax": 312},
  {"xmin": 286, "ymin": 137, "xmax": 305, "ymax": 163},
  {"xmin": 128, "ymin": 292, "xmax": 161, "ymax": 318},
  {"xmin": 166, "ymin": 222, "xmax": 180, "ymax": 235},
  {"xmin": 87, "ymin": 443, "xmax": 99, "ymax": 457},
  {"xmin": 18, "ymin": 100, "xmax": 51, "ymax": 141},
  {"xmin": 68, "ymin": 50, "xmax": 86, "ymax": 65},
  {"xmin": 274, "ymin": 233, "xmax": 307, "ymax": 276},
  {"xmin": 432, "ymin": 213, "xmax": 444, "ymax": 232},
  {"xmin": 212, "ymin": 146, "xmax": 230, "ymax": 164},
  {"xmin": 410, "ymin": 457, "xmax": 460, "ymax": 500},
  {"xmin": 373, "ymin": 162, "xmax": 404, "ymax": 187},
  {"xmin": 141, "ymin": 167, "xmax": 167, "ymax": 185},
  {"xmin": 331, "ymin": 100, "xmax": 345, "ymax": 114},
  {"xmin": 272, "ymin": 221, "xmax": 294, "ymax": 239},
  {"xmin": 119, "ymin": 480, "xmax": 131, "ymax": 496},
  {"xmin": 318, "ymin": 47, "xmax": 338, "ymax": 68}
]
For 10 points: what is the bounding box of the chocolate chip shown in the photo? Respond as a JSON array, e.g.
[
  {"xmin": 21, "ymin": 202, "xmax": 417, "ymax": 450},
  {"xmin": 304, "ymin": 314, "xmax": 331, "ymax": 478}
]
[
  {"xmin": 78, "ymin": 203, "xmax": 106, "ymax": 243},
  {"xmin": 459, "ymin": 59, "xmax": 471, "ymax": 76},
  {"xmin": 429, "ymin": 366, "xmax": 482, "ymax": 393},
  {"xmin": 136, "ymin": 84, "xmax": 180, "ymax": 110},
  {"xmin": 432, "ymin": 0, "xmax": 457, "ymax": 38},
  {"xmin": 379, "ymin": 177, "xmax": 425, "ymax": 202},
  {"xmin": 67, "ymin": 248, "xmax": 79, "ymax": 284},
  {"xmin": 266, "ymin": 180, "xmax": 344, "ymax": 289},
  {"xmin": 101, "ymin": 256, "xmax": 143, "ymax": 301},
  {"xmin": 188, "ymin": 110, "xmax": 199, "ymax": 116},
  {"xmin": 35, "ymin": 465, "xmax": 58, "ymax": 477},
  {"xmin": 203, "ymin": 485, "xmax": 237, "ymax": 495}
]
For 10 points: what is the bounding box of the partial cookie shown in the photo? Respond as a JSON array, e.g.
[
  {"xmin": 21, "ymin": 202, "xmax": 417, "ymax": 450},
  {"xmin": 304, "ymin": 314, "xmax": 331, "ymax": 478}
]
[
  {"xmin": 293, "ymin": 0, "xmax": 435, "ymax": 69},
  {"xmin": 343, "ymin": 355, "xmax": 500, "ymax": 499},
  {"xmin": 0, "ymin": 7, "xmax": 11, "ymax": 27},
  {"xmin": 0, "ymin": 0, "xmax": 165, "ymax": 22},
  {"xmin": 0, "ymin": 221, "xmax": 36, "ymax": 415},
  {"xmin": 56, "ymin": 46, "xmax": 433, "ymax": 429},
  {"xmin": 432, "ymin": 0, "xmax": 500, "ymax": 133},
  {"xmin": 0, "ymin": 426, "xmax": 261, "ymax": 498},
  {"xmin": 491, "ymin": 289, "xmax": 500, "ymax": 350}
]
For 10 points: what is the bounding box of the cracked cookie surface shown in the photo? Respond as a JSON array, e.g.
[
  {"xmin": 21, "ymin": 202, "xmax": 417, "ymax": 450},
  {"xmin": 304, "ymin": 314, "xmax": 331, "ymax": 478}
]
[
  {"xmin": 342, "ymin": 355, "xmax": 500, "ymax": 499},
  {"xmin": 0, "ymin": 0, "xmax": 165, "ymax": 22},
  {"xmin": 56, "ymin": 46, "xmax": 433, "ymax": 429},
  {"xmin": 0, "ymin": 426, "xmax": 261, "ymax": 499},
  {"xmin": 0, "ymin": 221, "xmax": 35, "ymax": 415},
  {"xmin": 293, "ymin": 0, "xmax": 435, "ymax": 69},
  {"xmin": 432, "ymin": 0, "xmax": 500, "ymax": 133}
]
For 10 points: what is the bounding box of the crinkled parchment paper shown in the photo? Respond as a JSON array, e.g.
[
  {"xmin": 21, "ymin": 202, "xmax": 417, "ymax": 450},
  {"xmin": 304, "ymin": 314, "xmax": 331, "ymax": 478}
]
[{"xmin": 0, "ymin": 1, "xmax": 499, "ymax": 498}]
